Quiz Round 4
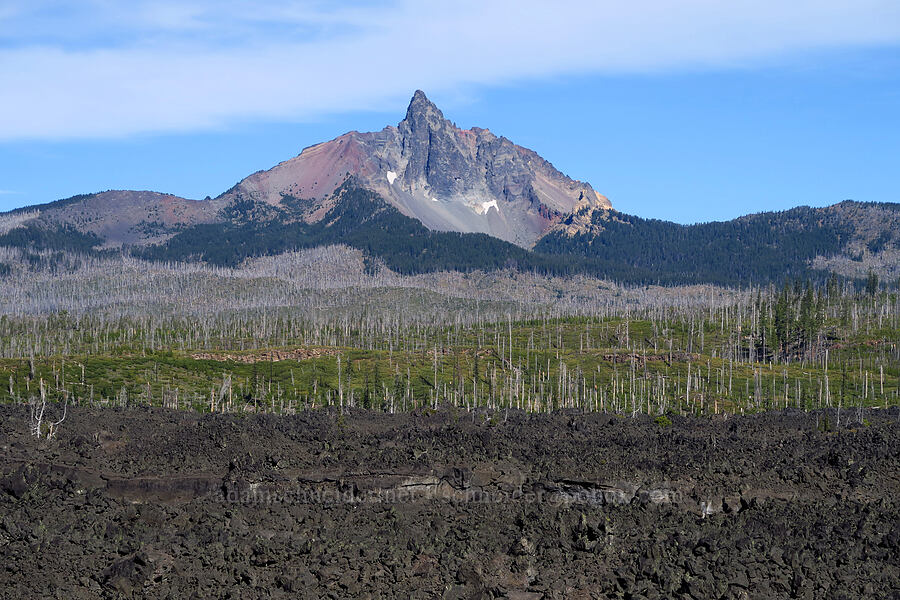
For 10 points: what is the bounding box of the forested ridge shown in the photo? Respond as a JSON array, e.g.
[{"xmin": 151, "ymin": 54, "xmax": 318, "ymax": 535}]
[
  {"xmin": 140, "ymin": 185, "xmax": 896, "ymax": 286},
  {"xmin": 2, "ymin": 183, "xmax": 897, "ymax": 287},
  {"xmin": 137, "ymin": 183, "xmax": 585, "ymax": 275},
  {"xmin": 0, "ymin": 223, "xmax": 103, "ymax": 254},
  {"xmin": 534, "ymin": 206, "xmax": 862, "ymax": 286}
]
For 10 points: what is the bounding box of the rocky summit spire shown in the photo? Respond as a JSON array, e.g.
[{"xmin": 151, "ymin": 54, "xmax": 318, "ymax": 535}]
[
  {"xmin": 398, "ymin": 90, "xmax": 473, "ymax": 195},
  {"xmin": 214, "ymin": 89, "xmax": 611, "ymax": 249},
  {"xmin": 404, "ymin": 90, "xmax": 444, "ymax": 124}
]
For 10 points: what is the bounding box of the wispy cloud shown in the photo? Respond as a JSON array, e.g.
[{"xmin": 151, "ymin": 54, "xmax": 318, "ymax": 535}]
[
  {"xmin": 0, "ymin": 190, "xmax": 20, "ymax": 195},
  {"xmin": 1, "ymin": 0, "xmax": 899, "ymax": 140}
]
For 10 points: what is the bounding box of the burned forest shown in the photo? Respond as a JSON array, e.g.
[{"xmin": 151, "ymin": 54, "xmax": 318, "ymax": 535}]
[{"xmin": 2, "ymin": 82, "xmax": 900, "ymax": 599}]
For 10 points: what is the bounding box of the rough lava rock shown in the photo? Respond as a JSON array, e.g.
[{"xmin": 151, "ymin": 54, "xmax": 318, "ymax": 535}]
[{"xmin": 1, "ymin": 406, "xmax": 899, "ymax": 598}]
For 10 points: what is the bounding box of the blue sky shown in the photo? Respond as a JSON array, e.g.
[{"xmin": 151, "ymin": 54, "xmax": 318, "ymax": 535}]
[{"xmin": 1, "ymin": 1, "xmax": 899, "ymax": 223}]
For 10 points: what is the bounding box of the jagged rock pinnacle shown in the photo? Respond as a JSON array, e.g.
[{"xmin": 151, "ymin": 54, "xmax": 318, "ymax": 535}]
[
  {"xmin": 398, "ymin": 90, "xmax": 471, "ymax": 194},
  {"xmin": 217, "ymin": 89, "xmax": 611, "ymax": 248},
  {"xmin": 404, "ymin": 90, "xmax": 443, "ymax": 123}
]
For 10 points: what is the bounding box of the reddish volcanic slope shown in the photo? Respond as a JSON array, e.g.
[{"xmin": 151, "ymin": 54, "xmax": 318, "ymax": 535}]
[
  {"xmin": 4, "ymin": 91, "xmax": 611, "ymax": 249},
  {"xmin": 217, "ymin": 91, "xmax": 611, "ymax": 247},
  {"xmin": 9, "ymin": 190, "xmax": 219, "ymax": 247}
]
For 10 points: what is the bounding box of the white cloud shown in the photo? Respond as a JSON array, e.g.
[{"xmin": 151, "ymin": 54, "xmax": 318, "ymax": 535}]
[{"xmin": 1, "ymin": 0, "xmax": 899, "ymax": 140}]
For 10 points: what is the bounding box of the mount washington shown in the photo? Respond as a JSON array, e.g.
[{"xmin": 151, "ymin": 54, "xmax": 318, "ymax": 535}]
[{"xmin": 0, "ymin": 91, "xmax": 897, "ymax": 286}]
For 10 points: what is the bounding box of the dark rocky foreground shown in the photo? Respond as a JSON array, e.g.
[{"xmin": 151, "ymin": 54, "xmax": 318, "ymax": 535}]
[{"xmin": 1, "ymin": 405, "xmax": 899, "ymax": 599}]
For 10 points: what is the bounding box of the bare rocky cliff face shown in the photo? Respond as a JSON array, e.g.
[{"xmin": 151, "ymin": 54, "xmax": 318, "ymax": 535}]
[{"xmin": 220, "ymin": 90, "xmax": 611, "ymax": 247}]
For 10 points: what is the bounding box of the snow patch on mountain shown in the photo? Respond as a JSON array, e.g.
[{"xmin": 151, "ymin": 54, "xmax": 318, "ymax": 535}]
[{"xmin": 480, "ymin": 200, "xmax": 498, "ymax": 215}]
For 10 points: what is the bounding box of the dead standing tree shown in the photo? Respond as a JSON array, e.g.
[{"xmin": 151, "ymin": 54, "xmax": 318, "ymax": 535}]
[{"xmin": 29, "ymin": 378, "xmax": 68, "ymax": 439}]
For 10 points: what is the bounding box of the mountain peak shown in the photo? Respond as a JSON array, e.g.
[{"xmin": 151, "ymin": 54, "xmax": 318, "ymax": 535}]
[
  {"xmin": 213, "ymin": 90, "xmax": 611, "ymax": 248},
  {"xmin": 404, "ymin": 90, "xmax": 444, "ymax": 124}
]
